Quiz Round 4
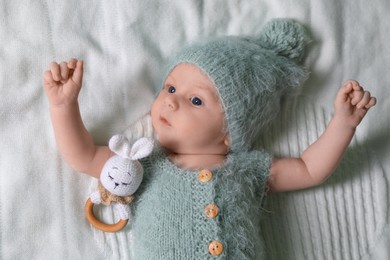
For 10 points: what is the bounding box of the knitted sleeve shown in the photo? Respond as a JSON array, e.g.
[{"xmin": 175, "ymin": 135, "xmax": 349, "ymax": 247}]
[{"xmin": 219, "ymin": 149, "xmax": 272, "ymax": 203}]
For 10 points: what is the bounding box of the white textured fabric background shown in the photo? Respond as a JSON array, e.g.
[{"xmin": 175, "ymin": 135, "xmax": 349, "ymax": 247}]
[{"xmin": 0, "ymin": 1, "xmax": 389, "ymax": 259}]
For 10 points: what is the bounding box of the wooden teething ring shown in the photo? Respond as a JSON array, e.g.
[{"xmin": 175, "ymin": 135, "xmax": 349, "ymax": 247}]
[{"xmin": 85, "ymin": 198, "xmax": 128, "ymax": 232}]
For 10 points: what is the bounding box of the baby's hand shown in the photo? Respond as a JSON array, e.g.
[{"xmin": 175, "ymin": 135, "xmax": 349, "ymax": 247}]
[
  {"xmin": 43, "ymin": 58, "xmax": 84, "ymax": 107},
  {"xmin": 334, "ymin": 80, "xmax": 377, "ymax": 129}
]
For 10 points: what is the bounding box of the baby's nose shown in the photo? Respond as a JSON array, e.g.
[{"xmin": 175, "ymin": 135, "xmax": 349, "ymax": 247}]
[{"xmin": 165, "ymin": 96, "xmax": 178, "ymax": 110}]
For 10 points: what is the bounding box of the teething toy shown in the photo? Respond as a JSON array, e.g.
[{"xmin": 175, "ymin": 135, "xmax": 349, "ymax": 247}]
[{"xmin": 85, "ymin": 135, "xmax": 154, "ymax": 232}]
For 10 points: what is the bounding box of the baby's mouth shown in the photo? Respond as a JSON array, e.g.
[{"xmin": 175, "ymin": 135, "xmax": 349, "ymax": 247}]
[{"xmin": 159, "ymin": 116, "xmax": 171, "ymax": 126}]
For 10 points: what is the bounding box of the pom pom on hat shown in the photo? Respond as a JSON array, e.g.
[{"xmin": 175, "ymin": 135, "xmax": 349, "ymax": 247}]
[
  {"xmin": 256, "ymin": 19, "xmax": 309, "ymax": 63},
  {"xmin": 163, "ymin": 19, "xmax": 311, "ymax": 152}
]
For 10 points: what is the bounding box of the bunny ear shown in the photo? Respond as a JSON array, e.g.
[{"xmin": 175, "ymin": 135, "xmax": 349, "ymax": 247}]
[
  {"xmin": 130, "ymin": 138, "xmax": 154, "ymax": 160},
  {"xmin": 108, "ymin": 134, "xmax": 132, "ymax": 159}
]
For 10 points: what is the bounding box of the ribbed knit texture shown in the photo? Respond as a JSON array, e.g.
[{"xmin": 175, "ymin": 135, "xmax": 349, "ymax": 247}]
[
  {"xmin": 131, "ymin": 148, "xmax": 271, "ymax": 259},
  {"xmin": 258, "ymin": 98, "xmax": 388, "ymax": 260},
  {"xmin": 122, "ymin": 114, "xmax": 155, "ymax": 142}
]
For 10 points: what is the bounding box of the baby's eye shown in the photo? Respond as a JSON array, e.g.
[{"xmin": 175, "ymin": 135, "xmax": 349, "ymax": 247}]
[
  {"xmin": 108, "ymin": 173, "xmax": 114, "ymax": 180},
  {"xmin": 122, "ymin": 182, "xmax": 130, "ymax": 186},
  {"xmin": 168, "ymin": 86, "xmax": 176, "ymax": 93},
  {"xmin": 190, "ymin": 97, "xmax": 203, "ymax": 106}
]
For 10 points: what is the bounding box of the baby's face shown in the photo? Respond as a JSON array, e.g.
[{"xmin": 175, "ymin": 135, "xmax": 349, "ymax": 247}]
[{"xmin": 151, "ymin": 63, "xmax": 228, "ymax": 155}]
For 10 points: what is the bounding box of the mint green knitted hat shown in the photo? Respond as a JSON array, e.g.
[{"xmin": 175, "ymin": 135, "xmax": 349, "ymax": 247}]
[{"xmin": 164, "ymin": 19, "xmax": 310, "ymax": 152}]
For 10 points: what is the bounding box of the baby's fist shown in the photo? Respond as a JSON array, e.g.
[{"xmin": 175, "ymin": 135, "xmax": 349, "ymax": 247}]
[
  {"xmin": 334, "ymin": 80, "xmax": 377, "ymax": 129},
  {"xmin": 43, "ymin": 58, "xmax": 84, "ymax": 107}
]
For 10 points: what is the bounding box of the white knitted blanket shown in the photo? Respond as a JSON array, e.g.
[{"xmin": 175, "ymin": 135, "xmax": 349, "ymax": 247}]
[{"xmin": 0, "ymin": 1, "xmax": 389, "ymax": 259}]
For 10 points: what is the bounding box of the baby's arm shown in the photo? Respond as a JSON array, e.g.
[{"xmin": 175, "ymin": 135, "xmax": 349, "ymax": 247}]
[
  {"xmin": 43, "ymin": 59, "xmax": 111, "ymax": 178},
  {"xmin": 268, "ymin": 80, "xmax": 377, "ymax": 192}
]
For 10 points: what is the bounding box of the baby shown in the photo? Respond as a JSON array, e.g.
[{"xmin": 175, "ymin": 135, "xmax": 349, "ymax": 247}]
[{"xmin": 43, "ymin": 19, "xmax": 376, "ymax": 259}]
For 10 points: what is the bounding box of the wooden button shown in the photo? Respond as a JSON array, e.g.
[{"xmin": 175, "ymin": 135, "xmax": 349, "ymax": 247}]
[
  {"xmin": 197, "ymin": 169, "xmax": 213, "ymax": 183},
  {"xmin": 204, "ymin": 204, "xmax": 219, "ymax": 219},
  {"xmin": 208, "ymin": 240, "xmax": 223, "ymax": 256}
]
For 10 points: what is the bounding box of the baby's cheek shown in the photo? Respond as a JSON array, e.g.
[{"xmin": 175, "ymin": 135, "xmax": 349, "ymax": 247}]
[{"xmin": 179, "ymin": 119, "xmax": 195, "ymax": 133}]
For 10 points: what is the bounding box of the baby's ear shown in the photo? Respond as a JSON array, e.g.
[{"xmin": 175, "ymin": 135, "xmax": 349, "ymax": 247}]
[
  {"xmin": 224, "ymin": 136, "xmax": 230, "ymax": 148},
  {"xmin": 130, "ymin": 138, "xmax": 154, "ymax": 160}
]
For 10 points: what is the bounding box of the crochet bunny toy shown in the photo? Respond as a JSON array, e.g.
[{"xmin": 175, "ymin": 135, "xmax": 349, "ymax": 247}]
[{"xmin": 85, "ymin": 135, "xmax": 154, "ymax": 232}]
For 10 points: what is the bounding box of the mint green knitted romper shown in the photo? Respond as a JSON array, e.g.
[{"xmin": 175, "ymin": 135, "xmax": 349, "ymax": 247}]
[{"xmin": 132, "ymin": 148, "xmax": 271, "ymax": 259}]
